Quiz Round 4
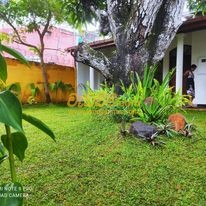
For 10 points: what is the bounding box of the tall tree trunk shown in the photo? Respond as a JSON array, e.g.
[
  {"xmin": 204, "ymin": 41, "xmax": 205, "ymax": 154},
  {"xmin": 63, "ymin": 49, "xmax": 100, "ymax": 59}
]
[
  {"xmin": 71, "ymin": 0, "xmax": 186, "ymax": 86},
  {"xmin": 39, "ymin": 25, "xmax": 52, "ymax": 104},
  {"xmin": 40, "ymin": 55, "xmax": 51, "ymax": 103}
]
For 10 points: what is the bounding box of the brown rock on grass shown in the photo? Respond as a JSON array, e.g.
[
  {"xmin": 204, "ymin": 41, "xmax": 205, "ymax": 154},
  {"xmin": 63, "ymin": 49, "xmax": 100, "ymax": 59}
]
[{"xmin": 168, "ymin": 113, "xmax": 186, "ymax": 131}]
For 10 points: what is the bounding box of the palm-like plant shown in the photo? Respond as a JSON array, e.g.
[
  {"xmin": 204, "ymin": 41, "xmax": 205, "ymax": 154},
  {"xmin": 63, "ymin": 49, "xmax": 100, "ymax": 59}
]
[
  {"xmin": 49, "ymin": 80, "xmax": 74, "ymax": 103},
  {"xmin": 27, "ymin": 83, "xmax": 40, "ymax": 104}
]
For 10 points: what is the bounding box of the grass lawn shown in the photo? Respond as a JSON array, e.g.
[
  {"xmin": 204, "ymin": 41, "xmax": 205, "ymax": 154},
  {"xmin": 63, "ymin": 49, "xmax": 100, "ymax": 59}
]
[{"xmin": 0, "ymin": 105, "xmax": 206, "ymax": 206}]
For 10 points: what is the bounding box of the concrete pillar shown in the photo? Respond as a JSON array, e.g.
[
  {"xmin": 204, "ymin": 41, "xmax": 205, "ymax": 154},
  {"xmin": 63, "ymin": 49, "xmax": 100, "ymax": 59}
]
[
  {"xmin": 176, "ymin": 34, "xmax": 184, "ymax": 94},
  {"xmin": 89, "ymin": 67, "xmax": 94, "ymax": 90},
  {"xmin": 76, "ymin": 62, "xmax": 80, "ymax": 101}
]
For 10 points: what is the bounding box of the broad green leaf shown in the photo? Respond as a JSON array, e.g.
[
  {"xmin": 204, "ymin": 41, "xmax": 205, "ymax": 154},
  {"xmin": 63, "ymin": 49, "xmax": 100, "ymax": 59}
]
[
  {"xmin": 0, "ymin": 90, "xmax": 23, "ymax": 132},
  {"xmin": 29, "ymin": 83, "xmax": 35, "ymax": 90},
  {"xmin": 1, "ymin": 45, "xmax": 29, "ymax": 67},
  {"xmin": 29, "ymin": 83, "xmax": 39, "ymax": 97},
  {"xmin": 0, "ymin": 182, "xmax": 23, "ymax": 206},
  {"xmin": 50, "ymin": 84, "xmax": 55, "ymax": 91},
  {"xmin": 0, "ymin": 53, "xmax": 7, "ymax": 82},
  {"xmin": 22, "ymin": 113, "xmax": 55, "ymax": 141},
  {"xmin": 1, "ymin": 132, "xmax": 28, "ymax": 162}
]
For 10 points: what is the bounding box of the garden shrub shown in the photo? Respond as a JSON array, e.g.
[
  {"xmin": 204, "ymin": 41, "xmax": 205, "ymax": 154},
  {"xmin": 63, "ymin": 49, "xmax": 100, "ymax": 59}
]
[
  {"xmin": 135, "ymin": 68, "xmax": 188, "ymax": 123},
  {"xmin": 82, "ymin": 83, "xmax": 117, "ymax": 119},
  {"xmin": 82, "ymin": 66, "xmax": 188, "ymax": 124},
  {"xmin": 27, "ymin": 83, "xmax": 40, "ymax": 104},
  {"xmin": 49, "ymin": 80, "xmax": 74, "ymax": 103}
]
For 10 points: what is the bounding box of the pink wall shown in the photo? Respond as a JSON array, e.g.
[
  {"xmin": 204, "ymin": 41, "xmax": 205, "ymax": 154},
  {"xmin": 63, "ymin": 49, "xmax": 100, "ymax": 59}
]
[{"xmin": 1, "ymin": 27, "xmax": 76, "ymax": 67}]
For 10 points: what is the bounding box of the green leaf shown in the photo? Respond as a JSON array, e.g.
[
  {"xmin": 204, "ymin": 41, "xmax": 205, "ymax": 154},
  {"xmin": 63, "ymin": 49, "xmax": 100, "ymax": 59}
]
[
  {"xmin": 0, "ymin": 53, "xmax": 7, "ymax": 82},
  {"xmin": 29, "ymin": 84, "xmax": 40, "ymax": 97},
  {"xmin": 1, "ymin": 132, "xmax": 28, "ymax": 162},
  {"xmin": 0, "ymin": 182, "xmax": 23, "ymax": 206},
  {"xmin": 7, "ymin": 83, "xmax": 21, "ymax": 96},
  {"xmin": 0, "ymin": 155, "xmax": 7, "ymax": 164},
  {"xmin": 0, "ymin": 90, "xmax": 23, "ymax": 132},
  {"xmin": 0, "ymin": 143, "xmax": 7, "ymax": 164},
  {"xmin": 1, "ymin": 45, "xmax": 29, "ymax": 67},
  {"xmin": 0, "ymin": 142, "xmax": 4, "ymax": 156},
  {"xmin": 49, "ymin": 83, "xmax": 56, "ymax": 92},
  {"xmin": 65, "ymin": 84, "xmax": 74, "ymax": 92},
  {"xmin": 22, "ymin": 113, "xmax": 55, "ymax": 141}
]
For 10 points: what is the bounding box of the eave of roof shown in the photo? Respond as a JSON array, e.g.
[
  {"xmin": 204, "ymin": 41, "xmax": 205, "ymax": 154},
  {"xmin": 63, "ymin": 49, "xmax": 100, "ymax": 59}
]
[
  {"xmin": 178, "ymin": 15, "xmax": 206, "ymax": 33},
  {"xmin": 66, "ymin": 39, "xmax": 115, "ymax": 52}
]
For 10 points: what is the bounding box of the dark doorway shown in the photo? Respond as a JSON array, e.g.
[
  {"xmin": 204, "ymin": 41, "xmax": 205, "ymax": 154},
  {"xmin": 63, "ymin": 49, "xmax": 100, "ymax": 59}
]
[
  {"xmin": 155, "ymin": 60, "xmax": 163, "ymax": 84},
  {"xmin": 169, "ymin": 45, "xmax": 192, "ymax": 94}
]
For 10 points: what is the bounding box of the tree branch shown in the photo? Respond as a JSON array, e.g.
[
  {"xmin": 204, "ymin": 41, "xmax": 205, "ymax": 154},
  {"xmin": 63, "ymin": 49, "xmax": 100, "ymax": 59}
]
[
  {"xmin": 98, "ymin": 10, "xmax": 111, "ymax": 35},
  {"xmin": 0, "ymin": 13, "xmax": 40, "ymax": 54},
  {"xmin": 149, "ymin": 0, "xmax": 187, "ymax": 62},
  {"xmin": 125, "ymin": 0, "xmax": 163, "ymax": 51},
  {"xmin": 45, "ymin": 48, "xmax": 63, "ymax": 52},
  {"xmin": 107, "ymin": 0, "xmax": 133, "ymax": 41},
  {"xmin": 37, "ymin": 10, "xmax": 52, "ymax": 60},
  {"xmin": 90, "ymin": 6, "xmax": 111, "ymax": 36},
  {"xmin": 42, "ymin": 10, "xmax": 52, "ymax": 37},
  {"xmin": 71, "ymin": 43, "xmax": 112, "ymax": 79}
]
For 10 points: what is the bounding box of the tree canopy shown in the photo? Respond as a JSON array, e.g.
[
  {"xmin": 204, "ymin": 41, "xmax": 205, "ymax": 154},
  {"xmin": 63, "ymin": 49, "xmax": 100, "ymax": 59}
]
[
  {"xmin": 0, "ymin": 0, "xmax": 69, "ymax": 103},
  {"xmin": 64, "ymin": 0, "xmax": 206, "ymax": 30},
  {"xmin": 63, "ymin": 0, "xmax": 106, "ymax": 29},
  {"xmin": 189, "ymin": 0, "xmax": 206, "ymax": 14},
  {"xmin": 0, "ymin": 0, "xmax": 64, "ymax": 33}
]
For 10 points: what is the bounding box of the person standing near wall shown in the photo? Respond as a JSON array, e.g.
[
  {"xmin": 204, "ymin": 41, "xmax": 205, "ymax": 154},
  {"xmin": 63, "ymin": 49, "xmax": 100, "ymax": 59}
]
[{"xmin": 184, "ymin": 64, "xmax": 197, "ymax": 101}]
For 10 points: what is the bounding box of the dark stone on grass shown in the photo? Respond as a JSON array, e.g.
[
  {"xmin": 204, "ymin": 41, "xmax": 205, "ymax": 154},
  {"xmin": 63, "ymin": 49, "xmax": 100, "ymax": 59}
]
[{"xmin": 129, "ymin": 121, "xmax": 157, "ymax": 141}]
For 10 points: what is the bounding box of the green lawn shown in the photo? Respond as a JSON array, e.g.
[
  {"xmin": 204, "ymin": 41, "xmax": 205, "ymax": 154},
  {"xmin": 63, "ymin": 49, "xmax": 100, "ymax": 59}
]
[{"xmin": 0, "ymin": 105, "xmax": 206, "ymax": 206}]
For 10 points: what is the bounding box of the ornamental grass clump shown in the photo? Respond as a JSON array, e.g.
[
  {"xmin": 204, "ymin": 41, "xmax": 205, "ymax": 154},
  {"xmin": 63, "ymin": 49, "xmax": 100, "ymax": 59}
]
[{"xmin": 133, "ymin": 67, "xmax": 189, "ymax": 123}]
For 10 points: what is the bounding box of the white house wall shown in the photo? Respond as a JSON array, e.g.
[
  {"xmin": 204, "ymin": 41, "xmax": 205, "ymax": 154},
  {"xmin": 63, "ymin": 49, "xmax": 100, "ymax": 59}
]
[
  {"xmin": 94, "ymin": 70, "xmax": 101, "ymax": 90},
  {"xmin": 77, "ymin": 62, "xmax": 90, "ymax": 98},
  {"xmin": 192, "ymin": 30, "xmax": 206, "ymax": 104},
  {"xmin": 191, "ymin": 30, "xmax": 206, "ymax": 64},
  {"xmin": 77, "ymin": 62, "xmax": 104, "ymax": 99},
  {"xmin": 163, "ymin": 30, "xmax": 206, "ymax": 105}
]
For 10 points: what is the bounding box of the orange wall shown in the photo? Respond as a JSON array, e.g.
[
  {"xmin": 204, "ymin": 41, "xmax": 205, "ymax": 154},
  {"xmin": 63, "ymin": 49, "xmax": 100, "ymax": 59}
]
[{"xmin": 6, "ymin": 58, "xmax": 76, "ymax": 103}]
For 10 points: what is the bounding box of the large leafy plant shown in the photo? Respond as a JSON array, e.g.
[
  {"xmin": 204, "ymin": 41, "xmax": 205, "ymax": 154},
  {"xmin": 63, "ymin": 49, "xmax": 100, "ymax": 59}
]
[
  {"xmin": 134, "ymin": 68, "xmax": 188, "ymax": 123},
  {"xmin": 0, "ymin": 43, "xmax": 55, "ymax": 206},
  {"xmin": 49, "ymin": 80, "xmax": 74, "ymax": 103},
  {"xmin": 27, "ymin": 83, "xmax": 40, "ymax": 104},
  {"xmin": 116, "ymin": 67, "xmax": 157, "ymax": 122}
]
